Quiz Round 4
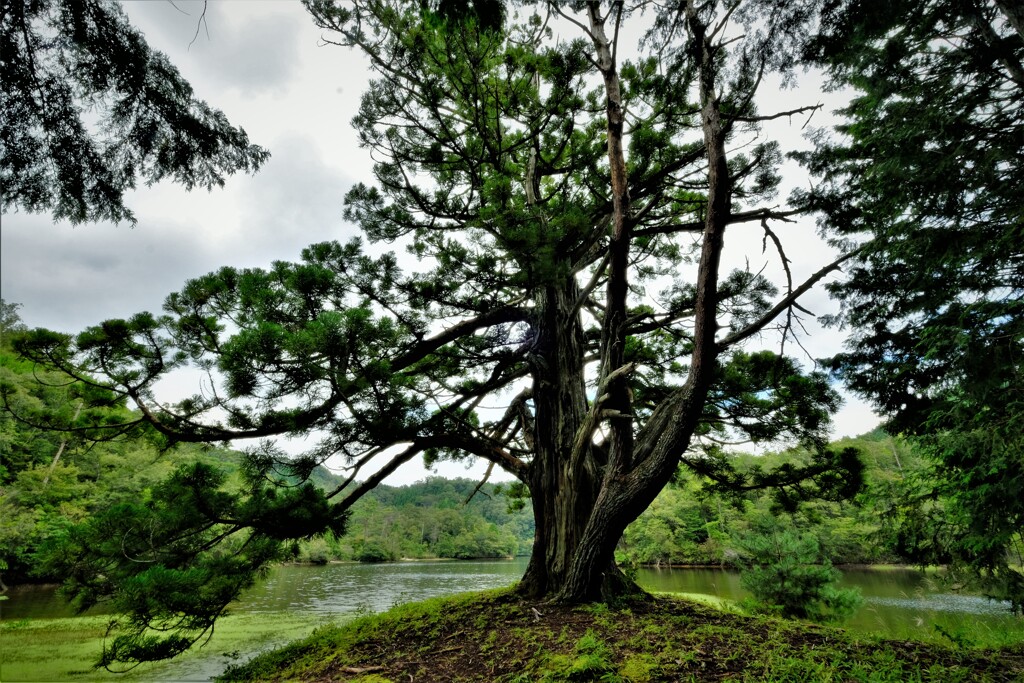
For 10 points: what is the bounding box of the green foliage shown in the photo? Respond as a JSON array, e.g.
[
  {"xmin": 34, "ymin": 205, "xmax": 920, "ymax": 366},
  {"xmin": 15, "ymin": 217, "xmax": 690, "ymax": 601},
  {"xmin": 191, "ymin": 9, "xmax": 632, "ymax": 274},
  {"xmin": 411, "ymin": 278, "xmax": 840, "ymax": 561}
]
[
  {"xmin": 620, "ymin": 431, "xmax": 918, "ymax": 570},
  {"xmin": 801, "ymin": 0, "xmax": 1024, "ymax": 612},
  {"xmin": 0, "ymin": 300, "xmax": 26, "ymax": 339},
  {"xmin": 0, "ymin": 310, "xmax": 353, "ymax": 667},
  {"xmin": 618, "ymin": 482, "xmax": 724, "ymax": 566},
  {"xmin": 35, "ymin": 459, "xmax": 347, "ymax": 669},
  {"xmin": 704, "ymin": 351, "xmax": 841, "ymax": 450},
  {"xmin": 1, "ymin": 1, "xmax": 268, "ymax": 224},
  {"xmin": 1, "ymin": 309, "xmax": 531, "ymax": 583},
  {"xmin": 8, "ymin": 0, "xmax": 853, "ymax": 525},
  {"xmin": 737, "ymin": 518, "xmax": 862, "ymax": 623},
  {"xmin": 352, "ymin": 539, "xmax": 398, "ymax": 563},
  {"xmin": 1, "ymin": 305, "xmax": 185, "ymax": 580},
  {"xmin": 5, "ymin": 0, "xmax": 888, "ymax": 663}
]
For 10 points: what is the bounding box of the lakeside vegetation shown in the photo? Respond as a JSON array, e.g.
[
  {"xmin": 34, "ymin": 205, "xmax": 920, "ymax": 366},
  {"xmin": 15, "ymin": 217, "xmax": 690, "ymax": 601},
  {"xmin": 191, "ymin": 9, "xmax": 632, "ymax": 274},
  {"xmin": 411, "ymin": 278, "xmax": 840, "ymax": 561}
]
[
  {"xmin": 0, "ymin": 331, "xmax": 961, "ymax": 589},
  {"xmin": 296, "ymin": 477, "xmax": 534, "ymax": 564},
  {"xmin": 1, "ymin": 315, "xmax": 532, "ymax": 580},
  {"xmin": 5, "ymin": 316, "xmax": 1022, "ymax": 676},
  {"xmin": 617, "ymin": 432, "xmax": 914, "ymax": 569}
]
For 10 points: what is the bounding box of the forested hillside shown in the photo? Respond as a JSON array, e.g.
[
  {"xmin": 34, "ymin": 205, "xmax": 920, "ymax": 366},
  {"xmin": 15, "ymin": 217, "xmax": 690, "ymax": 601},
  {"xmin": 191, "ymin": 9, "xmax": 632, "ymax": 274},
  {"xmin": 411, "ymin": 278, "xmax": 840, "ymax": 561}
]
[
  {"xmin": 297, "ymin": 430, "xmax": 925, "ymax": 571},
  {"xmin": 0, "ymin": 315, "xmax": 242, "ymax": 582},
  {"xmin": 2, "ymin": 305, "xmax": 213, "ymax": 582},
  {"xmin": 296, "ymin": 477, "xmax": 534, "ymax": 563},
  {"xmin": 617, "ymin": 430, "xmax": 921, "ymax": 568}
]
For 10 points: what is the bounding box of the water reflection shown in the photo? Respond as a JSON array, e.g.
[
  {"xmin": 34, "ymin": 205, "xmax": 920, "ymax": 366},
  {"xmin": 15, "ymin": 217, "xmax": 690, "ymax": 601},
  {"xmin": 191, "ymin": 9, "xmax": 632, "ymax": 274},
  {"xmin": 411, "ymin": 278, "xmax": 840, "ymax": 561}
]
[
  {"xmin": 867, "ymin": 593, "xmax": 1013, "ymax": 616},
  {"xmin": 635, "ymin": 567, "xmax": 745, "ymax": 602},
  {"xmin": 242, "ymin": 560, "xmax": 529, "ymax": 616}
]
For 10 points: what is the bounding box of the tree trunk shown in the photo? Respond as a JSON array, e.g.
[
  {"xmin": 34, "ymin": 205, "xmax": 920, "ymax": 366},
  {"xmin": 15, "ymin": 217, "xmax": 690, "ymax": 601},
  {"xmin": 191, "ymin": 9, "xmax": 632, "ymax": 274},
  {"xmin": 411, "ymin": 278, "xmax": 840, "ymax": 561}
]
[
  {"xmin": 522, "ymin": 1, "xmax": 647, "ymax": 604},
  {"xmin": 519, "ymin": 2, "xmax": 732, "ymax": 604},
  {"xmin": 518, "ymin": 277, "xmax": 600, "ymax": 597}
]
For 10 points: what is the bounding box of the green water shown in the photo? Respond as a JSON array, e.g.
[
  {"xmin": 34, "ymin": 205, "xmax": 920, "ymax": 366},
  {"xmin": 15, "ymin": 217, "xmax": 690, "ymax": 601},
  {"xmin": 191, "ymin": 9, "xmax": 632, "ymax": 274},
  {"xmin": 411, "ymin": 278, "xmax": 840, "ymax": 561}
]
[{"xmin": 3, "ymin": 561, "xmax": 1022, "ymax": 681}]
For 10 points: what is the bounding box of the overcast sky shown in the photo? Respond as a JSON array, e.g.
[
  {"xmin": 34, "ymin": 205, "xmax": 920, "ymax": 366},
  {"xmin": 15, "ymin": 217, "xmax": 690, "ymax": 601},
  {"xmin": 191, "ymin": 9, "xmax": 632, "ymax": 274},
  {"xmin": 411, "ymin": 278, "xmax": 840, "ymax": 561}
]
[{"xmin": 0, "ymin": 1, "xmax": 880, "ymax": 485}]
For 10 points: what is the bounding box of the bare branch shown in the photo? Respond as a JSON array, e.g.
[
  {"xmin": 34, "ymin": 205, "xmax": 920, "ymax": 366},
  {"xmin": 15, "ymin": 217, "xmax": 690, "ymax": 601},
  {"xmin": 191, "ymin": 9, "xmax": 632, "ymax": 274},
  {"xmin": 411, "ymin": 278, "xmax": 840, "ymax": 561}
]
[
  {"xmin": 709, "ymin": 1, "xmax": 741, "ymax": 42},
  {"xmin": 335, "ymin": 442, "xmax": 426, "ymax": 509},
  {"xmin": 725, "ymin": 103, "xmax": 823, "ymax": 124},
  {"xmin": 464, "ymin": 461, "xmax": 495, "ymax": 505},
  {"xmin": 716, "ymin": 248, "xmax": 862, "ymax": 351},
  {"xmin": 761, "ymin": 218, "xmax": 793, "ymax": 293},
  {"xmin": 187, "ymin": 2, "xmax": 209, "ymax": 51},
  {"xmin": 551, "ymin": 2, "xmax": 597, "ymax": 40}
]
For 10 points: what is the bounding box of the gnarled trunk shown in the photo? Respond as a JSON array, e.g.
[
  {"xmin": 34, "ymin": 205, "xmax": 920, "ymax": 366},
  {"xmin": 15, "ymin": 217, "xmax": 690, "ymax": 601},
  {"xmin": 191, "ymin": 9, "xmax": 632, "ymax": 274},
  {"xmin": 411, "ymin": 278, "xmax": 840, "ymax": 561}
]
[{"xmin": 517, "ymin": 277, "xmax": 600, "ymax": 597}]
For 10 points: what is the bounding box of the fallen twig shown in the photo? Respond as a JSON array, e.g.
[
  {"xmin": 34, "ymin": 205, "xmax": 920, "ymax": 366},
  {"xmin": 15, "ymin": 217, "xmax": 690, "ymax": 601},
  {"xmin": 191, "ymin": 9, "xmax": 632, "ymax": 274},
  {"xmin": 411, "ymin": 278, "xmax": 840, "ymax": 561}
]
[{"xmin": 339, "ymin": 665, "xmax": 385, "ymax": 674}]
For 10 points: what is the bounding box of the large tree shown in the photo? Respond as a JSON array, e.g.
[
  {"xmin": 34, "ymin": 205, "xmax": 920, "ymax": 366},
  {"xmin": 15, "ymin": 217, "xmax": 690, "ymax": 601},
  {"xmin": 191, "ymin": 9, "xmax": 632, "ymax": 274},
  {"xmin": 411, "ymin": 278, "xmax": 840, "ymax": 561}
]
[
  {"xmin": 13, "ymin": 0, "xmax": 863, "ymax": 666},
  {"xmin": 800, "ymin": 0, "xmax": 1024, "ymax": 610},
  {"xmin": 1, "ymin": 0, "xmax": 269, "ymax": 224}
]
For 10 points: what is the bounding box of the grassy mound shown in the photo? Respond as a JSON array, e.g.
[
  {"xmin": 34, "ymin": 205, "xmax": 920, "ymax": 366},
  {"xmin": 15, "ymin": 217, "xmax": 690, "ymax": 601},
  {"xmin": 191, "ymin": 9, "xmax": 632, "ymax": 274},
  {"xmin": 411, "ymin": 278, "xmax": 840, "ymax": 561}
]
[{"xmin": 220, "ymin": 588, "xmax": 1024, "ymax": 682}]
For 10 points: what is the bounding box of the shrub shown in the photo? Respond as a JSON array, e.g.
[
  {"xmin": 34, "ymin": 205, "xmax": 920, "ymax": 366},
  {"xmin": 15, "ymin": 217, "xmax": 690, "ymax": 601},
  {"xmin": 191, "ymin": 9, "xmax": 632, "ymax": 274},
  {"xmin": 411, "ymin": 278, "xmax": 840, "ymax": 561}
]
[
  {"xmin": 737, "ymin": 523, "xmax": 862, "ymax": 622},
  {"xmin": 353, "ymin": 540, "xmax": 397, "ymax": 563},
  {"xmin": 298, "ymin": 537, "xmax": 332, "ymax": 564}
]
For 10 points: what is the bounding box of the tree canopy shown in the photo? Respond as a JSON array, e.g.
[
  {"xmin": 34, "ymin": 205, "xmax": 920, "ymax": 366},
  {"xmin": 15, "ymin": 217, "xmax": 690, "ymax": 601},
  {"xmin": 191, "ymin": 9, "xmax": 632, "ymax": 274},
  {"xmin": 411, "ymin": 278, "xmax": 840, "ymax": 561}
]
[
  {"xmin": 9, "ymin": 0, "xmax": 874, "ymax": 666},
  {"xmin": 0, "ymin": 0, "xmax": 269, "ymax": 224},
  {"xmin": 801, "ymin": 0, "xmax": 1024, "ymax": 610}
]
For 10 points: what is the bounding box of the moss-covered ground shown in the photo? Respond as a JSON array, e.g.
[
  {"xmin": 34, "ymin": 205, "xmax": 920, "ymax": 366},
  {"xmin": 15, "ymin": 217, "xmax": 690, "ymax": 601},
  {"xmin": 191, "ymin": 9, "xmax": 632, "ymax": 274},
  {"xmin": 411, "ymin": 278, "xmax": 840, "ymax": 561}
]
[{"xmin": 221, "ymin": 588, "xmax": 1024, "ymax": 682}]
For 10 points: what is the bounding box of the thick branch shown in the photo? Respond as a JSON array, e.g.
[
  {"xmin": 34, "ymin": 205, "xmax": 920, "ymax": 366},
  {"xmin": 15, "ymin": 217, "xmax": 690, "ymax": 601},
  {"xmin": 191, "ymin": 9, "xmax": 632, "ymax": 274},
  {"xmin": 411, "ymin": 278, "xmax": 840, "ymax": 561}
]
[
  {"xmin": 464, "ymin": 461, "xmax": 495, "ymax": 504},
  {"xmin": 568, "ymin": 362, "xmax": 636, "ymax": 468},
  {"xmin": 633, "ymin": 207, "xmax": 803, "ymax": 238},
  {"xmin": 335, "ymin": 442, "xmax": 425, "ymax": 509},
  {"xmin": 588, "ymin": 0, "xmax": 635, "ymax": 476},
  {"xmin": 129, "ymin": 389, "xmax": 345, "ymax": 444},
  {"xmin": 391, "ymin": 305, "xmax": 529, "ymax": 369}
]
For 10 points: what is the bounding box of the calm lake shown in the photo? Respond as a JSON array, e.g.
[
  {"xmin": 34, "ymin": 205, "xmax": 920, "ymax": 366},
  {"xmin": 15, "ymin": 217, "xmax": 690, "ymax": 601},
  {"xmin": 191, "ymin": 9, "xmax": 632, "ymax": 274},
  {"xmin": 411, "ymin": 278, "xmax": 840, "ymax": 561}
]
[{"xmin": 4, "ymin": 560, "xmax": 1022, "ymax": 681}]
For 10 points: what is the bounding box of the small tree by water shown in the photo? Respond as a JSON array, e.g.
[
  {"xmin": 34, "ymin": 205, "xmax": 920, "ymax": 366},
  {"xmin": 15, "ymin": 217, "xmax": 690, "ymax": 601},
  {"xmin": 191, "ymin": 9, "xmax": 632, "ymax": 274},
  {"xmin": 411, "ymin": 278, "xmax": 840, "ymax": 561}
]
[{"xmin": 738, "ymin": 520, "xmax": 861, "ymax": 623}]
